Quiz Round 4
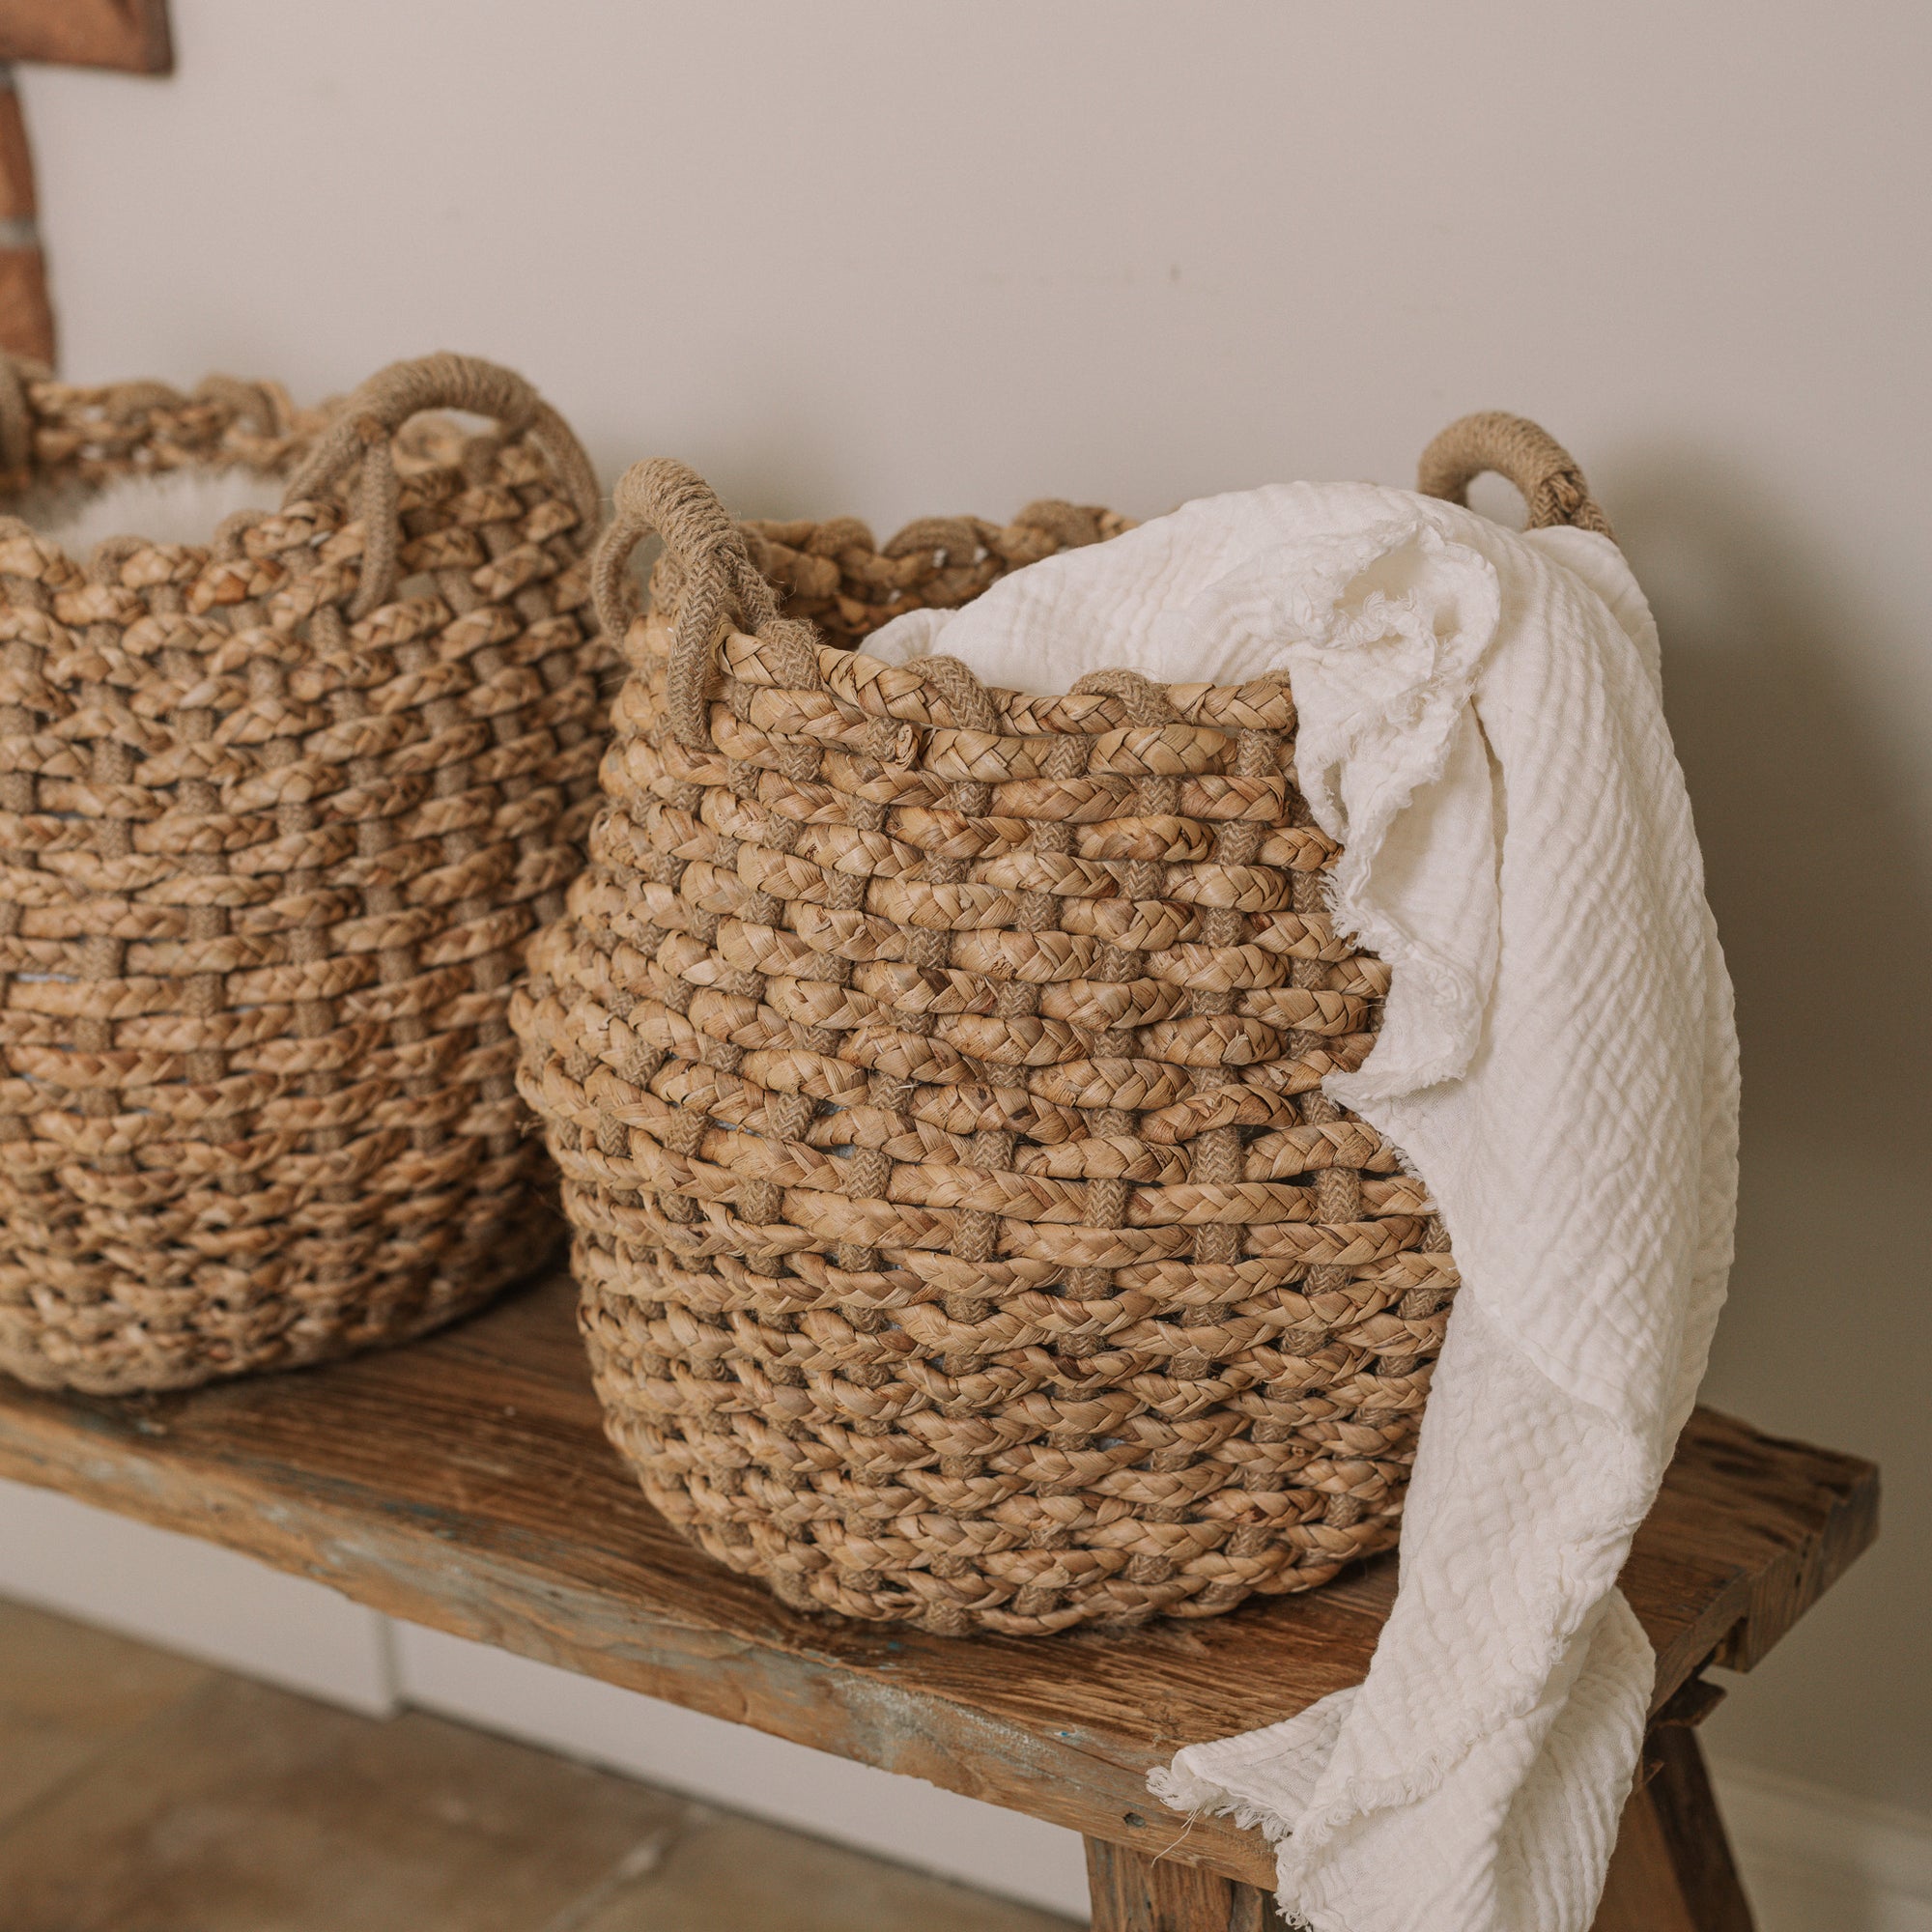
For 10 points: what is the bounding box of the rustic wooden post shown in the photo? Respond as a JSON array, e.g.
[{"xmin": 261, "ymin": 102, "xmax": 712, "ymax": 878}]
[
  {"xmin": 1594, "ymin": 1723, "xmax": 1756, "ymax": 1932},
  {"xmin": 1085, "ymin": 1836, "xmax": 1272, "ymax": 1932},
  {"xmin": 0, "ymin": 64, "xmax": 49, "ymax": 363},
  {"xmin": 1090, "ymin": 1695, "xmax": 1757, "ymax": 1932},
  {"xmin": 0, "ymin": 0, "xmax": 173, "ymax": 366}
]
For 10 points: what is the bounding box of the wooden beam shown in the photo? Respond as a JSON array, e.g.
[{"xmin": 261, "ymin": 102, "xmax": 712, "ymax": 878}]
[
  {"xmin": 0, "ymin": 1272, "xmax": 1879, "ymax": 1891},
  {"xmin": 0, "ymin": 64, "xmax": 51, "ymax": 365},
  {"xmin": 1594, "ymin": 1728, "xmax": 1756, "ymax": 1932},
  {"xmin": 0, "ymin": 0, "xmax": 176, "ymax": 366},
  {"xmin": 1086, "ymin": 1837, "xmax": 1269, "ymax": 1932},
  {"xmin": 0, "ymin": 0, "xmax": 172, "ymax": 74}
]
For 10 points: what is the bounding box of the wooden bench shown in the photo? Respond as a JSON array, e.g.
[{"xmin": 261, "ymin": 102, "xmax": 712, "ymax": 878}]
[{"xmin": 0, "ymin": 1271, "xmax": 1877, "ymax": 1930}]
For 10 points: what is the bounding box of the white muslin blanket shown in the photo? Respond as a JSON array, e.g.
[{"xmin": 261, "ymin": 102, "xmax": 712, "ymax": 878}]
[{"xmin": 866, "ymin": 484, "xmax": 1739, "ymax": 1932}]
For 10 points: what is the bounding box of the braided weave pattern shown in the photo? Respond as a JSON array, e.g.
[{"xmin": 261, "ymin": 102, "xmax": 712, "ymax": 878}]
[
  {"xmin": 0, "ymin": 356, "xmax": 615, "ymax": 1393},
  {"xmin": 737, "ymin": 500, "xmax": 1134, "ymax": 648},
  {"xmin": 515, "ymin": 489, "xmax": 1462, "ymax": 1635}
]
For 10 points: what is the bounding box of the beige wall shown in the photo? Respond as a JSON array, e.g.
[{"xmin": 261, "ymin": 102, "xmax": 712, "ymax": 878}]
[{"xmin": 20, "ymin": 0, "xmax": 1929, "ymax": 1820}]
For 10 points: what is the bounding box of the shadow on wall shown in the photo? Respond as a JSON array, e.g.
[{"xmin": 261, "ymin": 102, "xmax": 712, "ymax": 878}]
[{"xmin": 1607, "ymin": 447, "xmax": 1932, "ymax": 1815}]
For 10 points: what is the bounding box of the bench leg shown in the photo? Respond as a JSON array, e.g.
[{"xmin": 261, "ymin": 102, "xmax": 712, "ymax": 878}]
[
  {"xmin": 1593, "ymin": 1726, "xmax": 1755, "ymax": 1932},
  {"xmin": 1087, "ymin": 1722, "xmax": 1751, "ymax": 1932},
  {"xmin": 1084, "ymin": 1836, "xmax": 1270, "ymax": 1931}
]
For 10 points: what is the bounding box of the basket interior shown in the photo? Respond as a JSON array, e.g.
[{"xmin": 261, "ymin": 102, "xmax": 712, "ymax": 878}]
[
  {"xmin": 0, "ymin": 377, "xmax": 305, "ymax": 540},
  {"xmin": 0, "ymin": 376, "xmax": 509, "ymax": 565}
]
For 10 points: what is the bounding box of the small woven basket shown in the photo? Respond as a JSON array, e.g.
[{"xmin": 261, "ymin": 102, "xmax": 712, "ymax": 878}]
[
  {"xmin": 513, "ymin": 414, "xmax": 1609, "ymax": 1634},
  {"xmin": 0, "ymin": 352, "xmax": 615, "ymax": 1393}
]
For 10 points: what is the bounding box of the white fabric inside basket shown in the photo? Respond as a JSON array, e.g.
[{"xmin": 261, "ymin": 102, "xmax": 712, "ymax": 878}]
[{"xmin": 20, "ymin": 466, "xmax": 284, "ymax": 558}]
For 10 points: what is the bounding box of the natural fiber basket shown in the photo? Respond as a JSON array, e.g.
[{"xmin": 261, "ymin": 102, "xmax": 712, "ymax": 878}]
[
  {"xmin": 512, "ymin": 414, "xmax": 1609, "ymax": 1634},
  {"xmin": 0, "ymin": 352, "xmax": 614, "ymax": 1393}
]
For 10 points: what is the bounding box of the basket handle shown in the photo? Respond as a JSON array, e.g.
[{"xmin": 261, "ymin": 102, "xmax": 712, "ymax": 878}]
[
  {"xmin": 593, "ymin": 457, "xmax": 826, "ymax": 752},
  {"xmin": 281, "ymin": 351, "xmax": 603, "ymax": 619},
  {"xmin": 1416, "ymin": 412, "xmax": 1613, "ymax": 539},
  {"xmin": 593, "ymin": 460, "xmax": 1139, "ymax": 752}
]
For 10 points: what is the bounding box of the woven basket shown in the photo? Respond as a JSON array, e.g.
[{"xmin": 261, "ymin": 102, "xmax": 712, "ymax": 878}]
[
  {"xmin": 512, "ymin": 414, "xmax": 1609, "ymax": 1634},
  {"xmin": 0, "ymin": 352, "xmax": 615, "ymax": 1394}
]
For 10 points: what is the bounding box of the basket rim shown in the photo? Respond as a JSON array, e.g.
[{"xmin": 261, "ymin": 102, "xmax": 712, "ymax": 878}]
[{"xmin": 595, "ymin": 414, "xmax": 1605, "ymax": 757}]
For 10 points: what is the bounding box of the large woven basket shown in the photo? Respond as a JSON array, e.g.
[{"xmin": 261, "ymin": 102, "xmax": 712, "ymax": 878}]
[
  {"xmin": 0, "ymin": 352, "xmax": 614, "ymax": 1393},
  {"xmin": 512, "ymin": 414, "xmax": 1609, "ymax": 1634}
]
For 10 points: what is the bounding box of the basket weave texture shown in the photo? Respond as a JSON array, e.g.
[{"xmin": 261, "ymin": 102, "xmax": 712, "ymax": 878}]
[
  {"xmin": 0, "ymin": 353, "xmax": 614, "ymax": 1393},
  {"xmin": 513, "ymin": 416, "xmax": 1600, "ymax": 1634}
]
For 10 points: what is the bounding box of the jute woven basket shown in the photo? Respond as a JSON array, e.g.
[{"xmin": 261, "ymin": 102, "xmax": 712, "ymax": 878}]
[
  {"xmin": 512, "ymin": 413, "xmax": 1609, "ymax": 1634},
  {"xmin": 0, "ymin": 352, "xmax": 614, "ymax": 1393}
]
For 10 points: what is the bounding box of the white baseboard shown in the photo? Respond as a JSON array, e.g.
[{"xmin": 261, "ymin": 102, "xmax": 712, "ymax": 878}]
[
  {"xmin": 1712, "ymin": 1757, "xmax": 1932, "ymax": 1932},
  {"xmin": 0, "ymin": 1476, "xmax": 397, "ymax": 1717},
  {"xmin": 391, "ymin": 1622, "xmax": 1093, "ymax": 1918}
]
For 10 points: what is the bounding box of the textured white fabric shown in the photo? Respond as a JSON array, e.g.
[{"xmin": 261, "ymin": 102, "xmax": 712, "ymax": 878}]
[
  {"xmin": 865, "ymin": 486, "xmax": 1739, "ymax": 1932},
  {"xmin": 23, "ymin": 466, "xmax": 281, "ymax": 556}
]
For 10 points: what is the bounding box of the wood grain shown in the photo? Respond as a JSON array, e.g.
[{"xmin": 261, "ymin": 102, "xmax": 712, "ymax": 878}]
[
  {"xmin": 0, "ymin": 70, "xmax": 50, "ymax": 364},
  {"xmin": 0, "ymin": 1270, "xmax": 1877, "ymax": 1889},
  {"xmin": 0, "ymin": 245, "xmax": 50, "ymax": 365},
  {"xmin": 0, "ymin": 66, "xmax": 32, "ymax": 219},
  {"xmin": 0, "ymin": 0, "xmax": 172, "ymax": 73},
  {"xmin": 1085, "ymin": 1837, "xmax": 1268, "ymax": 1931},
  {"xmin": 1594, "ymin": 1727, "xmax": 1756, "ymax": 1931}
]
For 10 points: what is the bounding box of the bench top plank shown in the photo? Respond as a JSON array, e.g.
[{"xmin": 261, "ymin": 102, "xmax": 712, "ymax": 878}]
[{"xmin": 0, "ymin": 1272, "xmax": 1877, "ymax": 1888}]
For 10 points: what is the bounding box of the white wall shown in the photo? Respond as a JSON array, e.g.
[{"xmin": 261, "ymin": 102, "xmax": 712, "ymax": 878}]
[{"xmin": 9, "ymin": 0, "xmax": 1928, "ymax": 1886}]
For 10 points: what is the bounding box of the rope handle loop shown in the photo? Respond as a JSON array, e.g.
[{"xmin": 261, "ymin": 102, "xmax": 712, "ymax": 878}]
[
  {"xmin": 281, "ymin": 351, "xmax": 602, "ymax": 619},
  {"xmin": 594, "ymin": 457, "xmax": 825, "ymax": 752},
  {"xmin": 1071, "ymin": 667, "xmax": 1181, "ymax": 724},
  {"xmin": 192, "ymin": 373, "xmax": 286, "ymax": 440},
  {"xmin": 592, "ymin": 467, "xmax": 1191, "ymax": 753},
  {"xmin": 1416, "ymin": 412, "xmax": 1613, "ymax": 539}
]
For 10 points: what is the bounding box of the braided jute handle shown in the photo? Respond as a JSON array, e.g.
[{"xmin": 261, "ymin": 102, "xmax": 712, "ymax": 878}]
[
  {"xmin": 600, "ymin": 413, "xmax": 1606, "ymax": 753},
  {"xmin": 1416, "ymin": 411, "xmax": 1613, "ymax": 539},
  {"xmin": 283, "ymin": 351, "xmax": 603, "ymax": 619},
  {"xmin": 594, "ymin": 459, "xmax": 1187, "ymax": 753},
  {"xmin": 593, "ymin": 457, "xmax": 831, "ymax": 752}
]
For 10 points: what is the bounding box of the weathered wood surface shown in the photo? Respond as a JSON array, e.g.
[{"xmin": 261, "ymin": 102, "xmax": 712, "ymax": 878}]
[
  {"xmin": 1085, "ymin": 1836, "xmax": 1269, "ymax": 1931},
  {"xmin": 0, "ymin": 1269, "xmax": 1877, "ymax": 1889}
]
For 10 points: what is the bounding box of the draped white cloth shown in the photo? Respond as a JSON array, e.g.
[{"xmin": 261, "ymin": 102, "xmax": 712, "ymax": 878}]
[{"xmin": 866, "ymin": 486, "xmax": 1738, "ymax": 1932}]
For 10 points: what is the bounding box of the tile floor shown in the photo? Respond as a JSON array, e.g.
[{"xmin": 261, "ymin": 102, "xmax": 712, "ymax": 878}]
[{"xmin": 0, "ymin": 1595, "xmax": 1081, "ymax": 1932}]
